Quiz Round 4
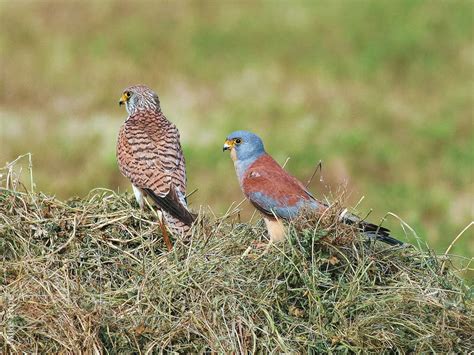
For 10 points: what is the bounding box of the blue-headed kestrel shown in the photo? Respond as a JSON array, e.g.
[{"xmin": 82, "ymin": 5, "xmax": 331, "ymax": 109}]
[
  {"xmin": 117, "ymin": 85, "xmax": 195, "ymax": 248},
  {"xmin": 223, "ymin": 130, "xmax": 403, "ymax": 245}
]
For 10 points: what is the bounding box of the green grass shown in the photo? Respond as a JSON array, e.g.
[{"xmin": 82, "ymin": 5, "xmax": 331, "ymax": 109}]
[
  {"xmin": 0, "ymin": 1, "xmax": 472, "ymax": 259},
  {"xmin": 1, "ymin": 158, "xmax": 472, "ymax": 353}
]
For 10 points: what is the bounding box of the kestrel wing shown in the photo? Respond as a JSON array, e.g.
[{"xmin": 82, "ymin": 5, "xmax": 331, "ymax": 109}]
[
  {"xmin": 120, "ymin": 110, "xmax": 186, "ymax": 195},
  {"xmin": 243, "ymin": 165, "xmax": 321, "ymax": 220}
]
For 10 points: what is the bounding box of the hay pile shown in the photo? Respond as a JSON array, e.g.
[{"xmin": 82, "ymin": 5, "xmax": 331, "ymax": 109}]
[{"xmin": 1, "ymin": 156, "xmax": 473, "ymax": 352}]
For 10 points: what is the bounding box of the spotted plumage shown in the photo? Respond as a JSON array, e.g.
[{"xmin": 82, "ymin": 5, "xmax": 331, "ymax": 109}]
[
  {"xmin": 117, "ymin": 85, "xmax": 195, "ymax": 237},
  {"xmin": 223, "ymin": 130, "xmax": 403, "ymax": 245}
]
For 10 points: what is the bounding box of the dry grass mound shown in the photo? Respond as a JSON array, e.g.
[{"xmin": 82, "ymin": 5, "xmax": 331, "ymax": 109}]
[{"xmin": 1, "ymin": 156, "xmax": 473, "ymax": 353}]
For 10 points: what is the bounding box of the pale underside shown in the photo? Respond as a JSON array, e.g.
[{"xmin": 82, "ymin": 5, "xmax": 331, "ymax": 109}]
[{"xmin": 263, "ymin": 216, "xmax": 286, "ymax": 243}]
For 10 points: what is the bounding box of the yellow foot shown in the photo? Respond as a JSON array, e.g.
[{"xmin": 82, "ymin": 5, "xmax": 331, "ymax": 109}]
[
  {"xmin": 252, "ymin": 241, "xmax": 269, "ymax": 249},
  {"xmin": 241, "ymin": 241, "xmax": 273, "ymax": 259}
]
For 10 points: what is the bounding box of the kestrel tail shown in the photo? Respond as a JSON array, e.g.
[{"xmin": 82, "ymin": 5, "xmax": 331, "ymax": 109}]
[
  {"xmin": 223, "ymin": 130, "xmax": 404, "ymax": 246},
  {"xmin": 116, "ymin": 84, "xmax": 196, "ymax": 244}
]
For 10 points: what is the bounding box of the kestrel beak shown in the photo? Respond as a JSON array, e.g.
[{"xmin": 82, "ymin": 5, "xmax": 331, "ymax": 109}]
[
  {"xmin": 223, "ymin": 139, "xmax": 235, "ymax": 152},
  {"xmin": 119, "ymin": 93, "xmax": 128, "ymax": 106}
]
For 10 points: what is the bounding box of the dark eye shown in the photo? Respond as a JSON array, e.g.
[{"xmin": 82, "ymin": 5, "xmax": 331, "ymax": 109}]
[
  {"xmin": 235, "ymin": 138, "xmax": 242, "ymax": 144},
  {"xmin": 125, "ymin": 91, "xmax": 131, "ymax": 98}
]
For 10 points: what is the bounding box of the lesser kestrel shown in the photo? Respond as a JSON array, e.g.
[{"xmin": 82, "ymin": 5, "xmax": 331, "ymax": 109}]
[
  {"xmin": 117, "ymin": 85, "xmax": 195, "ymax": 246},
  {"xmin": 223, "ymin": 130, "xmax": 403, "ymax": 245}
]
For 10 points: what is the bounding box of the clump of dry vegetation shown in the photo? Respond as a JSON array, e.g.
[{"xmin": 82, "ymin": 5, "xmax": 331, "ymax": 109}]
[{"xmin": 1, "ymin": 156, "xmax": 472, "ymax": 353}]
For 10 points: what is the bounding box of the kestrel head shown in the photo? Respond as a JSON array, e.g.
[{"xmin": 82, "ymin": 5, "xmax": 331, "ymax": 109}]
[
  {"xmin": 119, "ymin": 84, "xmax": 161, "ymax": 115},
  {"xmin": 223, "ymin": 130, "xmax": 265, "ymax": 162}
]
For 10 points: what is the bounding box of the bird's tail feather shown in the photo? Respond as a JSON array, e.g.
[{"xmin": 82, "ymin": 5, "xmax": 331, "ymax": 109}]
[
  {"xmin": 361, "ymin": 229, "xmax": 405, "ymax": 246},
  {"xmin": 342, "ymin": 213, "xmax": 405, "ymax": 246},
  {"xmin": 143, "ymin": 188, "xmax": 196, "ymax": 226}
]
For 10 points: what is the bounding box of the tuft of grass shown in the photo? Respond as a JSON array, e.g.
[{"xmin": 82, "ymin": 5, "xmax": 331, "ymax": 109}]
[{"xmin": 1, "ymin": 157, "xmax": 472, "ymax": 353}]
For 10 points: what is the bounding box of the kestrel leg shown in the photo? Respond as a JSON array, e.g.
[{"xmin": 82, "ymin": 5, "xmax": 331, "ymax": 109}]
[
  {"xmin": 264, "ymin": 217, "xmax": 286, "ymax": 243},
  {"xmin": 247, "ymin": 217, "xmax": 286, "ymax": 259},
  {"xmin": 251, "ymin": 216, "xmax": 286, "ymax": 253},
  {"xmin": 158, "ymin": 218, "xmax": 173, "ymax": 252},
  {"xmin": 132, "ymin": 184, "xmax": 173, "ymax": 251}
]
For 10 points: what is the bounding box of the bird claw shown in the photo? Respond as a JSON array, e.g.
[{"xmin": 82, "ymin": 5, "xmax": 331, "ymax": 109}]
[
  {"xmin": 241, "ymin": 240, "xmax": 272, "ymax": 259},
  {"xmin": 251, "ymin": 241, "xmax": 269, "ymax": 249}
]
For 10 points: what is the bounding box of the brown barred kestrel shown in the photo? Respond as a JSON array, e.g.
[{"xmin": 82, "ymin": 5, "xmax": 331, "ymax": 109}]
[{"xmin": 116, "ymin": 85, "xmax": 195, "ymax": 247}]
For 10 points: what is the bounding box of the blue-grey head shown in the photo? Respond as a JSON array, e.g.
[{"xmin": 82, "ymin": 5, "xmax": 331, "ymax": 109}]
[
  {"xmin": 223, "ymin": 130, "xmax": 266, "ymax": 163},
  {"xmin": 119, "ymin": 84, "xmax": 161, "ymax": 115}
]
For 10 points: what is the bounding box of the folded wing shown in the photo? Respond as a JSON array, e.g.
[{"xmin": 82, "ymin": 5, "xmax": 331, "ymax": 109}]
[
  {"xmin": 117, "ymin": 110, "xmax": 195, "ymax": 226},
  {"xmin": 242, "ymin": 154, "xmax": 322, "ymax": 219}
]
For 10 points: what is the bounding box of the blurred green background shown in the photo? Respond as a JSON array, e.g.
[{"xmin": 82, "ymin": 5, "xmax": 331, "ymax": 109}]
[{"xmin": 1, "ymin": 1, "xmax": 472, "ymax": 259}]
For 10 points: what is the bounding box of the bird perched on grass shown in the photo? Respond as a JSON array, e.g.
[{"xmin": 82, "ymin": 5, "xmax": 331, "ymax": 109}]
[
  {"xmin": 223, "ymin": 130, "xmax": 403, "ymax": 246},
  {"xmin": 117, "ymin": 85, "xmax": 195, "ymax": 249}
]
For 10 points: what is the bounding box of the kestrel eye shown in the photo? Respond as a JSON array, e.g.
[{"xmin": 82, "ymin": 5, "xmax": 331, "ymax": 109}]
[
  {"xmin": 235, "ymin": 138, "xmax": 242, "ymax": 144},
  {"xmin": 125, "ymin": 91, "xmax": 131, "ymax": 98}
]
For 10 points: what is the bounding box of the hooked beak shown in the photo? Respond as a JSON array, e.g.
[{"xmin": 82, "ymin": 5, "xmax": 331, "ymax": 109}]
[
  {"xmin": 119, "ymin": 93, "xmax": 128, "ymax": 106},
  {"xmin": 223, "ymin": 139, "xmax": 234, "ymax": 152}
]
